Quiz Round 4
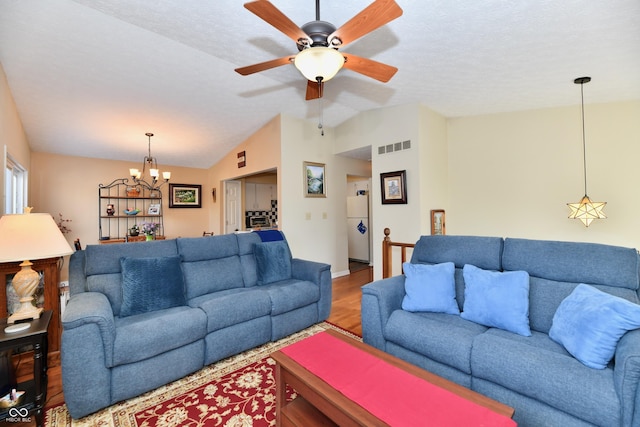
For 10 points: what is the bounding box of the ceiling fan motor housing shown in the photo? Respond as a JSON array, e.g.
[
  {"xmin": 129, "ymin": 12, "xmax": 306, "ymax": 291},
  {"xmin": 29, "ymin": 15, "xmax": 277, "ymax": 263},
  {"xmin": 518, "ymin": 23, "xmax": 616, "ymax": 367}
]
[{"xmin": 299, "ymin": 21, "xmax": 338, "ymax": 50}]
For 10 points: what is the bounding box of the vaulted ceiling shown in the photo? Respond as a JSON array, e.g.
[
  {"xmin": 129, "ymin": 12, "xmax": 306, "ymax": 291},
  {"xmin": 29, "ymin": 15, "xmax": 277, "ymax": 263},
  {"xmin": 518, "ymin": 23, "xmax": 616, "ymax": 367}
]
[{"xmin": 1, "ymin": 0, "xmax": 638, "ymax": 168}]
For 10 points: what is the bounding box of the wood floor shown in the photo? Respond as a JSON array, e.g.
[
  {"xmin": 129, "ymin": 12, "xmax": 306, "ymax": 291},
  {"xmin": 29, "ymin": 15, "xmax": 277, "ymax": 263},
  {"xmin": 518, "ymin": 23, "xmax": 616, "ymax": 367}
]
[{"xmin": 17, "ymin": 266, "xmax": 371, "ymax": 422}]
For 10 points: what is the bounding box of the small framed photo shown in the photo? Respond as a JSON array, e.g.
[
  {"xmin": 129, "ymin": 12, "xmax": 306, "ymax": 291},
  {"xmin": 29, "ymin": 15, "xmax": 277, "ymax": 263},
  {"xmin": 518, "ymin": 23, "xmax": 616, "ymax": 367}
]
[
  {"xmin": 431, "ymin": 209, "xmax": 446, "ymax": 235},
  {"xmin": 304, "ymin": 161, "xmax": 326, "ymax": 198},
  {"xmin": 169, "ymin": 184, "xmax": 202, "ymax": 208},
  {"xmin": 380, "ymin": 170, "xmax": 407, "ymax": 204},
  {"xmin": 147, "ymin": 203, "xmax": 161, "ymax": 215}
]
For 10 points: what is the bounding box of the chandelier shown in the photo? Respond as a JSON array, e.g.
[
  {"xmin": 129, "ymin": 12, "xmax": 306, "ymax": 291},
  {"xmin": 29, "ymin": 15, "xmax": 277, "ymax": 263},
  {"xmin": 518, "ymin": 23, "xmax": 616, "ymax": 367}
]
[
  {"xmin": 129, "ymin": 132, "xmax": 171, "ymax": 191},
  {"xmin": 567, "ymin": 77, "xmax": 606, "ymax": 227}
]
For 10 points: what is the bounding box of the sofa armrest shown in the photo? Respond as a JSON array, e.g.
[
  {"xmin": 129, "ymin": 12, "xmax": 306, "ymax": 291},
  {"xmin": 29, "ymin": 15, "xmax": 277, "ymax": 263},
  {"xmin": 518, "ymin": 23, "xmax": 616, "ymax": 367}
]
[
  {"xmin": 361, "ymin": 275, "xmax": 406, "ymax": 350},
  {"xmin": 614, "ymin": 329, "xmax": 640, "ymax": 426},
  {"xmin": 61, "ymin": 291, "xmax": 116, "ymax": 418},
  {"xmin": 291, "ymin": 258, "xmax": 332, "ymax": 321},
  {"xmin": 62, "ymin": 292, "xmax": 116, "ymax": 366}
]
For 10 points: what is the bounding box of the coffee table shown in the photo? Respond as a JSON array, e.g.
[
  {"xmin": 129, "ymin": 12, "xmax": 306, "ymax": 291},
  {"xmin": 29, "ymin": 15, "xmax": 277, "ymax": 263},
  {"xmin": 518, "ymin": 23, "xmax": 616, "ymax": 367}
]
[{"xmin": 271, "ymin": 329, "xmax": 515, "ymax": 427}]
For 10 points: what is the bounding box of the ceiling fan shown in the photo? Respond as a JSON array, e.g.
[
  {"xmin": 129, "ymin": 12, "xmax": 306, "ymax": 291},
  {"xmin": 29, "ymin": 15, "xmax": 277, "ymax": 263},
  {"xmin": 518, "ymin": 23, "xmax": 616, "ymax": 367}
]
[{"xmin": 235, "ymin": 0, "xmax": 403, "ymax": 100}]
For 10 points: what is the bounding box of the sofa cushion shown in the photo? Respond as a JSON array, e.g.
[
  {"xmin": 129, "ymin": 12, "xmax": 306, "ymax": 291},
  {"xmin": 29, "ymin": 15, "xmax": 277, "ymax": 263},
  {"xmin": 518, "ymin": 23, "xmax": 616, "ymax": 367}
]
[
  {"xmin": 189, "ymin": 288, "xmax": 272, "ymax": 332},
  {"xmin": 254, "ymin": 241, "xmax": 292, "ymax": 285},
  {"xmin": 259, "ymin": 279, "xmax": 320, "ymax": 315},
  {"xmin": 119, "ymin": 256, "xmax": 186, "ymax": 317},
  {"xmin": 410, "ymin": 235, "xmax": 504, "ymax": 271},
  {"xmin": 471, "ymin": 328, "xmax": 620, "ymax": 426},
  {"xmin": 112, "ymin": 305, "xmax": 207, "ymax": 366},
  {"xmin": 385, "ymin": 310, "xmax": 487, "ymax": 374},
  {"xmin": 549, "ymin": 284, "xmax": 640, "ymax": 369},
  {"xmin": 401, "ymin": 262, "xmax": 459, "ymax": 314},
  {"xmin": 461, "ymin": 264, "xmax": 531, "ymax": 336}
]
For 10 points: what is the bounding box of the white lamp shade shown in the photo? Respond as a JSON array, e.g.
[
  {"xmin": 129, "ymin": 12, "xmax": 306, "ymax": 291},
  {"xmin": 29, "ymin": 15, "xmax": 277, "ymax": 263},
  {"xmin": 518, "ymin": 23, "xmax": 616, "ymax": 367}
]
[
  {"xmin": 0, "ymin": 212, "xmax": 74, "ymax": 262},
  {"xmin": 294, "ymin": 47, "xmax": 345, "ymax": 82}
]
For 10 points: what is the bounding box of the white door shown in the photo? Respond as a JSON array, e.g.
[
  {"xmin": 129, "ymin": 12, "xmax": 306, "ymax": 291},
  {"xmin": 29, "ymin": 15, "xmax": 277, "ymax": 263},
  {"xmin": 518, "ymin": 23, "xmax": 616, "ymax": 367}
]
[{"xmin": 224, "ymin": 180, "xmax": 242, "ymax": 234}]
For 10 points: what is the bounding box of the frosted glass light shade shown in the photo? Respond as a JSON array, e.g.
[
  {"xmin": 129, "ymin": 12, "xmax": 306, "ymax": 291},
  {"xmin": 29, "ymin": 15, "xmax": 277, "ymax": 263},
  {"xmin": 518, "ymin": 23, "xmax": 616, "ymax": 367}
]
[
  {"xmin": 294, "ymin": 47, "xmax": 345, "ymax": 82},
  {"xmin": 567, "ymin": 195, "xmax": 607, "ymax": 227}
]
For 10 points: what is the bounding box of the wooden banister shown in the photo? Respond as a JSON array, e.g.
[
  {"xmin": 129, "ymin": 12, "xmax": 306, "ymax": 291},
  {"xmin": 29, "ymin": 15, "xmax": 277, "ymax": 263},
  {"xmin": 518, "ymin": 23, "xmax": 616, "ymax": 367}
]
[{"xmin": 382, "ymin": 228, "xmax": 416, "ymax": 278}]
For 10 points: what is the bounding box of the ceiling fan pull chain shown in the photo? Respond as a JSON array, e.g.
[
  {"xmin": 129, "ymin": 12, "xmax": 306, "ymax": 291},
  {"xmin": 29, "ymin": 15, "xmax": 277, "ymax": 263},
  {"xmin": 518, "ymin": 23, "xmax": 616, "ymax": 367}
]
[{"xmin": 318, "ymin": 96, "xmax": 324, "ymax": 136}]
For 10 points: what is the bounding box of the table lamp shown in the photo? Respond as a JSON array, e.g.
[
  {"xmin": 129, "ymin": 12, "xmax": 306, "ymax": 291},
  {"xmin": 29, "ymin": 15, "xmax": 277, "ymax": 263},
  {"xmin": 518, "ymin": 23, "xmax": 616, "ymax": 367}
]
[{"xmin": 0, "ymin": 208, "xmax": 74, "ymax": 327}]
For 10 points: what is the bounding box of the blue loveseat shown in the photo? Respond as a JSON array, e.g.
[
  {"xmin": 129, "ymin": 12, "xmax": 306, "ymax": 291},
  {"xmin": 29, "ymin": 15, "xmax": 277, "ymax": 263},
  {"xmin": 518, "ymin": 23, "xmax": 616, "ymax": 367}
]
[
  {"xmin": 362, "ymin": 235, "xmax": 640, "ymax": 426},
  {"xmin": 62, "ymin": 231, "xmax": 331, "ymax": 419}
]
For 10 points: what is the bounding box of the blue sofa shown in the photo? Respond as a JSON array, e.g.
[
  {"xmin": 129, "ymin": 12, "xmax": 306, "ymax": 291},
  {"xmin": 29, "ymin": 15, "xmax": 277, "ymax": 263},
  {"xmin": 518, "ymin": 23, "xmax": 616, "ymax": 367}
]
[
  {"xmin": 362, "ymin": 235, "xmax": 640, "ymax": 426},
  {"xmin": 62, "ymin": 231, "xmax": 331, "ymax": 419}
]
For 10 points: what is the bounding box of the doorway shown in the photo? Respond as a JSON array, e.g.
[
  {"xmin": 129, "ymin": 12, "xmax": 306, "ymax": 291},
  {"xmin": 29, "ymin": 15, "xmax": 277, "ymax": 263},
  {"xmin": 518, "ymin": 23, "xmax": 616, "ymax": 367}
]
[{"xmin": 224, "ymin": 180, "xmax": 242, "ymax": 234}]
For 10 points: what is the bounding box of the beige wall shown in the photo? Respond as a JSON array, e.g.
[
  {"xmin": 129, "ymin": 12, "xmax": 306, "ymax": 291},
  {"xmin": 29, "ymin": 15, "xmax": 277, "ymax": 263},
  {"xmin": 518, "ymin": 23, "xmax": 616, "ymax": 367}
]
[
  {"xmin": 1, "ymin": 62, "xmax": 31, "ymax": 213},
  {"xmin": 447, "ymin": 100, "xmax": 640, "ymax": 248},
  {"xmin": 30, "ymin": 151, "xmax": 209, "ymax": 254},
  {"xmin": 207, "ymin": 115, "xmax": 282, "ymax": 233}
]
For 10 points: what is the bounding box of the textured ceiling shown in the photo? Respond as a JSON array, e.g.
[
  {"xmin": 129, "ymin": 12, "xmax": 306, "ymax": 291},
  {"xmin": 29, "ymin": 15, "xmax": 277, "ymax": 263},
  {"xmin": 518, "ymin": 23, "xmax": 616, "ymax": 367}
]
[{"xmin": 1, "ymin": 0, "xmax": 639, "ymax": 168}]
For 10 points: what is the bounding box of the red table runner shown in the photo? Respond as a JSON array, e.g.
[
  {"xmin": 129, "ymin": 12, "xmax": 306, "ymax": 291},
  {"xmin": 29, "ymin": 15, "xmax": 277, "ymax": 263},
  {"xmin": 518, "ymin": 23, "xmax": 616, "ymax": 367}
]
[{"xmin": 280, "ymin": 332, "xmax": 516, "ymax": 426}]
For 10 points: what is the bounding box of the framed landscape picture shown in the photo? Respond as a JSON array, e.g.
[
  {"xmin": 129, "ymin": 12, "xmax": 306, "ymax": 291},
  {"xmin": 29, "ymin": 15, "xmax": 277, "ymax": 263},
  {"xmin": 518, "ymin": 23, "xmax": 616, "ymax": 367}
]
[
  {"xmin": 304, "ymin": 161, "xmax": 326, "ymax": 198},
  {"xmin": 169, "ymin": 184, "xmax": 202, "ymax": 208},
  {"xmin": 380, "ymin": 170, "xmax": 407, "ymax": 204}
]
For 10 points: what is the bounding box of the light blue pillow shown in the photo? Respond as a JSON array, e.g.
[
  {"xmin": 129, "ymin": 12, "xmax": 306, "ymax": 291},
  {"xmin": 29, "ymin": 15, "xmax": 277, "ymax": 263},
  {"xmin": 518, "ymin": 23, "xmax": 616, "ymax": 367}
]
[
  {"xmin": 461, "ymin": 264, "xmax": 531, "ymax": 336},
  {"xmin": 401, "ymin": 262, "xmax": 459, "ymax": 314},
  {"xmin": 254, "ymin": 241, "xmax": 292, "ymax": 285},
  {"xmin": 119, "ymin": 256, "xmax": 186, "ymax": 317},
  {"xmin": 549, "ymin": 284, "xmax": 640, "ymax": 369}
]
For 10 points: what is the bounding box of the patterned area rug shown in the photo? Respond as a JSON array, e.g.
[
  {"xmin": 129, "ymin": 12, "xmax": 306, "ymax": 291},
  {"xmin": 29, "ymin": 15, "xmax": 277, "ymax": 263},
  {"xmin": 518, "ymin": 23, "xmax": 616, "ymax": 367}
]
[{"xmin": 45, "ymin": 322, "xmax": 359, "ymax": 427}]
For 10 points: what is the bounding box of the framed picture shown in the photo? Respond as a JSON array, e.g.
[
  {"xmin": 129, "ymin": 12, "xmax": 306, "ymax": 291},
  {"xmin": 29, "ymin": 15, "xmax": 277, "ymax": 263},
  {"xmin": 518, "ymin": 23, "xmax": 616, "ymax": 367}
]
[
  {"xmin": 304, "ymin": 161, "xmax": 326, "ymax": 198},
  {"xmin": 169, "ymin": 184, "xmax": 202, "ymax": 208},
  {"xmin": 147, "ymin": 203, "xmax": 160, "ymax": 215},
  {"xmin": 431, "ymin": 209, "xmax": 446, "ymax": 235},
  {"xmin": 380, "ymin": 170, "xmax": 407, "ymax": 204}
]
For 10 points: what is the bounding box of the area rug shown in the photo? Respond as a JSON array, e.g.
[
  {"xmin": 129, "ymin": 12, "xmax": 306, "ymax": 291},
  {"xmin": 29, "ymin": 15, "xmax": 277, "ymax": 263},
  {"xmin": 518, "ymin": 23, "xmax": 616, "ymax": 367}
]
[{"xmin": 45, "ymin": 322, "xmax": 359, "ymax": 427}]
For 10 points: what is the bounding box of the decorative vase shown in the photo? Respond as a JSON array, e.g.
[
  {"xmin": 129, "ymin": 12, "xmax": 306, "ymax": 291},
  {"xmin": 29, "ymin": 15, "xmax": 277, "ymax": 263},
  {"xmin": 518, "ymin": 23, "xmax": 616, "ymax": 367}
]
[
  {"xmin": 106, "ymin": 204, "xmax": 115, "ymax": 216},
  {"xmin": 129, "ymin": 228, "xmax": 139, "ymax": 237},
  {"xmin": 145, "ymin": 234, "xmax": 154, "ymax": 241}
]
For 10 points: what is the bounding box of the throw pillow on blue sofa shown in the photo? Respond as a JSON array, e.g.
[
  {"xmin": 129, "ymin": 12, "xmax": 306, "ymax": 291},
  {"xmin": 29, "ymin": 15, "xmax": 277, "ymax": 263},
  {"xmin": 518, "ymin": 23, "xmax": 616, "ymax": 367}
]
[
  {"xmin": 401, "ymin": 262, "xmax": 459, "ymax": 314},
  {"xmin": 254, "ymin": 241, "xmax": 292, "ymax": 285},
  {"xmin": 120, "ymin": 255, "xmax": 187, "ymax": 317},
  {"xmin": 550, "ymin": 284, "xmax": 640, "ymax": 369},
  {"xmin": 461, "ymin": 264, "xmax": 531, "ymax": 336}
]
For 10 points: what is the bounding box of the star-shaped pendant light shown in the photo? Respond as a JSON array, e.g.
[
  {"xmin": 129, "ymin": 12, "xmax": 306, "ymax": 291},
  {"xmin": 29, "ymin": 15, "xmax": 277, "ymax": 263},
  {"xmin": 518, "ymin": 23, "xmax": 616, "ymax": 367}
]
[{"xmin": 567, "ymin": 77, "xmax": 606, "ymax": 227}]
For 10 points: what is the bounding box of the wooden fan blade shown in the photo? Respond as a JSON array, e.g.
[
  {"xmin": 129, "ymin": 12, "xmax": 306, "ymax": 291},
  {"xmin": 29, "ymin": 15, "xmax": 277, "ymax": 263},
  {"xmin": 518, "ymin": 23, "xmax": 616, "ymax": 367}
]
[
  {"xmin": 329, "ymin": 0, "xmax": 402, "ymax": 48},
  {"xmin": 306, "ymin": 80, "xmax": 324, "ymax": 100},
  {"xmin": 244, "ymin": 1, "xmax": 310, "ymax": 44},
  {"xmin": 235, "ymin": 56, "xmax": 294, "ymax": 75},
  {"xmin": 342, "ymin": 53, "xmax": 397, "ymax": 82}
]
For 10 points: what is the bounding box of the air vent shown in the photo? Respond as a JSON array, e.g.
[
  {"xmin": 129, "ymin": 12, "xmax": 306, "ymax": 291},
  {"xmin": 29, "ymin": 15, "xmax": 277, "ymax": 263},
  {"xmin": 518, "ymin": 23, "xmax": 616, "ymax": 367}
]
[{"xmin": 377, "ymin": 140, "xmax": 412, "ymax": 155}]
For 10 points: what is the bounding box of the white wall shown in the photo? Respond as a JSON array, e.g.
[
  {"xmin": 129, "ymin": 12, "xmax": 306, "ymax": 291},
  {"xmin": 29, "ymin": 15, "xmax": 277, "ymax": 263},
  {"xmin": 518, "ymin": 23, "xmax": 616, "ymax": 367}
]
[
  {"xmin": 447, "ymin": 101, "xmax": 640, "ymax": 248},
  {"xmin": 279, "ymin": 114, "xmax": 370, "ymax": 276}
]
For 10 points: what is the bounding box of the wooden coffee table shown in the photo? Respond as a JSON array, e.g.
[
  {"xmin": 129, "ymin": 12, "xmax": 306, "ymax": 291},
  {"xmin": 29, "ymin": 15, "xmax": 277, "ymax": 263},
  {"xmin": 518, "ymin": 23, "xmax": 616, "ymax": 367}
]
[{"xmin": 271, "ymin": 329, "xmax": 514, "ymax": 427}]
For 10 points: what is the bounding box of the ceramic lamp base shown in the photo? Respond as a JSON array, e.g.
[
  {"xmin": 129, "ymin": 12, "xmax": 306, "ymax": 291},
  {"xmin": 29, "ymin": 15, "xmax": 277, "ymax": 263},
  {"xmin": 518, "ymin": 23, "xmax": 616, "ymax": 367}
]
[{"xmin": 7, "ymin": 261, "xmax": 43, "ymax": 324}]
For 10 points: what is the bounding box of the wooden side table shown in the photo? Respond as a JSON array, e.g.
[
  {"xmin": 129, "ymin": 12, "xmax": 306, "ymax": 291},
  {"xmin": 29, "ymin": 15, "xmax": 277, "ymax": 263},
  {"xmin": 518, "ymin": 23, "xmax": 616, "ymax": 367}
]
[
  {"xmin": 0, "ymin": 258, "xmax": 61, "ymax": 355},
  {"xmin": 0, "ymin": 311, "xmax": 51, "ymax": 427}
]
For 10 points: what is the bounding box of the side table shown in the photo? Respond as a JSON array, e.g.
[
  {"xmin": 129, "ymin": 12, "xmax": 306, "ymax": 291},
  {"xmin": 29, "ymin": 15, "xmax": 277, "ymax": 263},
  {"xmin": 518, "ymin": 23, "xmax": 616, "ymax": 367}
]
[{"xmin": 0, "ymin": 311, "xmax": 51, "ymax": 427}]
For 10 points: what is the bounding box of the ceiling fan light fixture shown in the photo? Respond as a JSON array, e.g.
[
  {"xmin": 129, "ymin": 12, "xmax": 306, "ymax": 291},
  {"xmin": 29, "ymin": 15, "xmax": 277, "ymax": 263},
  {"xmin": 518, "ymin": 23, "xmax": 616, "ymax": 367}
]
[{"xmin": 294, "ymin": 47, "xmax": 344, "ymax": 82}]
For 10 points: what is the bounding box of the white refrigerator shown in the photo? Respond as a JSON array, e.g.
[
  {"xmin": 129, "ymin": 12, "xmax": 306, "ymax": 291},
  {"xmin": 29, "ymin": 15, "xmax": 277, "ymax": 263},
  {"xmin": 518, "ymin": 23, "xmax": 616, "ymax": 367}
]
[{"xmin": 347, "ymin": 195, "xmax": 370, "ymax": 262}]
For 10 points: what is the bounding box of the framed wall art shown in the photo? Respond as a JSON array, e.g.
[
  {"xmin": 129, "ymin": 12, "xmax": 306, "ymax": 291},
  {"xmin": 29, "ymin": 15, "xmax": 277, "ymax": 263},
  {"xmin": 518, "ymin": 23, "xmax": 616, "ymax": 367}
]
[
  {"xmin": 431, "ymin": 209, "xmax": 446, "ymax": 235},
  {"xmin": 169, "ymin": 184, "xmax": 202, "ymax": 208},
  {"xmin": 304, "ymin": 161, "xmax": 326, "ymax": 198},
  {"xmin": 380, "ymin": 170, "xmax": 407, "ymax": 204}
]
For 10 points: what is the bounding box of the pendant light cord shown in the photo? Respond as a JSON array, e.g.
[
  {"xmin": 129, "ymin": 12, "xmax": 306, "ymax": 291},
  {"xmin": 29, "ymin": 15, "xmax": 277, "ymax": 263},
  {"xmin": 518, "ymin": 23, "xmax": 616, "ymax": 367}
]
[{"xmin": 580, "ymin": 81, "xmax": 588, "ymax": 197}]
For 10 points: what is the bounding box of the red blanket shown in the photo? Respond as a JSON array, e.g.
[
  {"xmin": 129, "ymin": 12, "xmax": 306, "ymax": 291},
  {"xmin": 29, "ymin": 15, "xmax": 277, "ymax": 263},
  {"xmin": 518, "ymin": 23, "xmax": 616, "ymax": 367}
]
[{"xmin": 281, "ymin": 332, "xmax": 516, "ymax": 426}]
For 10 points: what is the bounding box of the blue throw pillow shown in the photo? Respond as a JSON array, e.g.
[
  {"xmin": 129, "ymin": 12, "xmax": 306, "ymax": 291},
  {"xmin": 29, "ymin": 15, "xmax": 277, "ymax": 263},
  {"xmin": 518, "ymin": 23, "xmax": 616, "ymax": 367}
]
[
  {"xmin": 461, "ymin": 264, "xmax": 531, "ymax": 336},
  {"xmin": 254, "ymin": 241, "xmax": 292, "ymax": 285},
  {"xmin": 549, "ymin": 284, "xmax": 640, "ymax": 369},
  {"xmin": 401, "ymin": 262, "xmax": 459, "ymax": 314},
  {"xmin": 120, "ymin": 255, "xmax": 186, "ymax": 317}
]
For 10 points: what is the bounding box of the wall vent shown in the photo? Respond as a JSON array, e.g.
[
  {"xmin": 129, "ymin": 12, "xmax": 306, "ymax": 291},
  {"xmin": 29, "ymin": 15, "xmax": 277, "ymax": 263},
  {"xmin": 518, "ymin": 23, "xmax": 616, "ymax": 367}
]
[{"xmin": 377, "ymin": 139, "xmax": 412, "ymax": 155}]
